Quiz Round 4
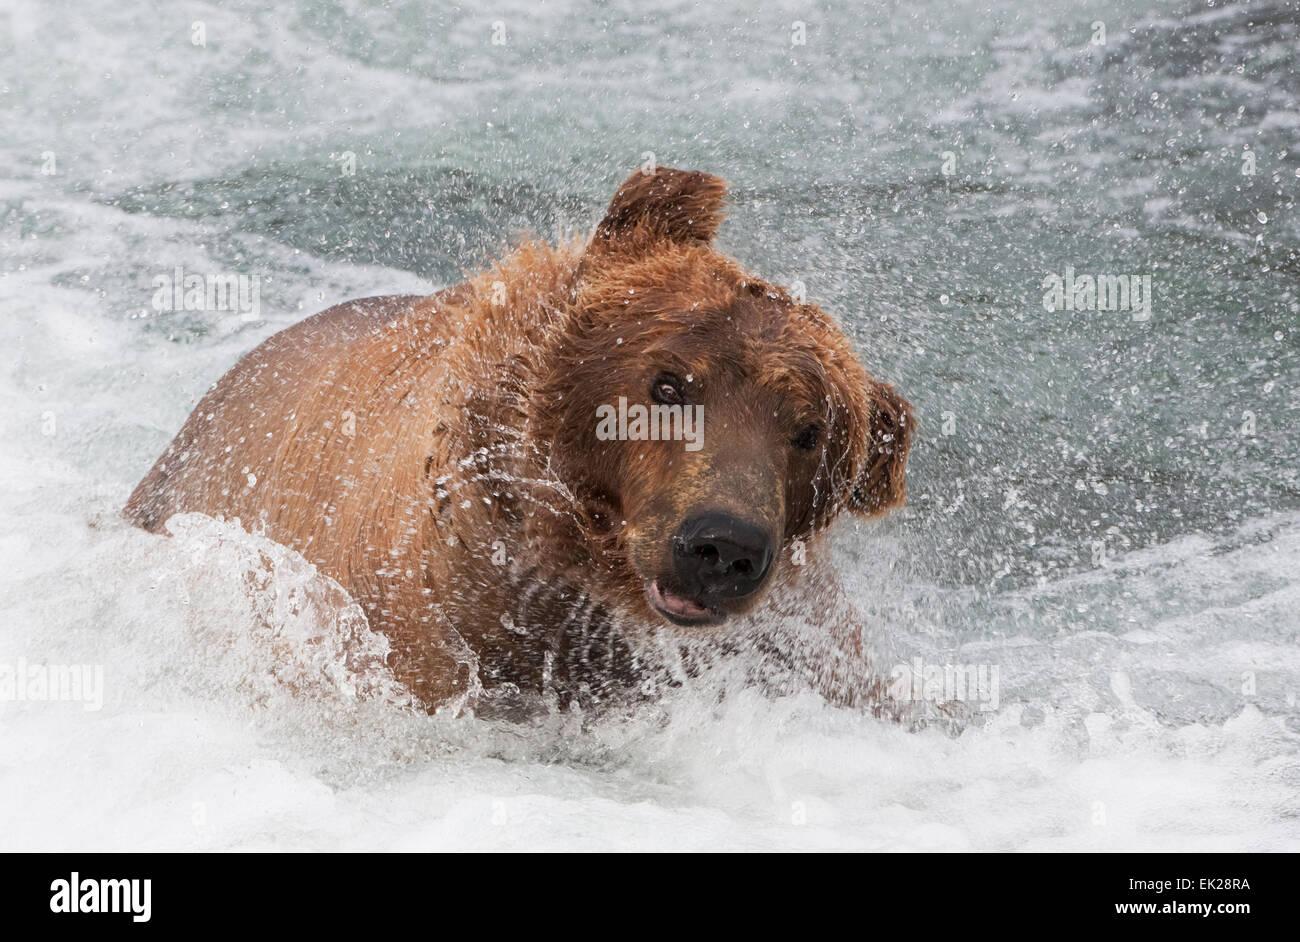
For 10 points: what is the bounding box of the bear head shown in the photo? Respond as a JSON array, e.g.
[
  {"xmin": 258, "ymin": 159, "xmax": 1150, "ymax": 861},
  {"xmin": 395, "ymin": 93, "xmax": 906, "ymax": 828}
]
[{"xmin": 533, "ymin": 167, "xmax": 911, "ymax": 628}]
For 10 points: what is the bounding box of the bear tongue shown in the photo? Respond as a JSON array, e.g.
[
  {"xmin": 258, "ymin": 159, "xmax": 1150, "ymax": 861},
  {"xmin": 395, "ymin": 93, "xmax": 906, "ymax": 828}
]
[{"xmin": 649, "ymin": 580, "xmax": 710, "ymax": 618}]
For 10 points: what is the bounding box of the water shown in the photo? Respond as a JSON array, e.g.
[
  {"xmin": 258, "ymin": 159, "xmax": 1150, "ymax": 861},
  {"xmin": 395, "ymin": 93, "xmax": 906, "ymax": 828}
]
[{"xmin": 1, "ymin": 0, "xmax": 1298, "ymax": 850}]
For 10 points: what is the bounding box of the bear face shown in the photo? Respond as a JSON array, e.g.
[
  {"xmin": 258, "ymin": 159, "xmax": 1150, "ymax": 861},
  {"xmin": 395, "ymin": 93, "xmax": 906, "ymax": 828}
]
[{"xmin": 531, "ymin": 168, "xmax": 912, "ymax": 631}]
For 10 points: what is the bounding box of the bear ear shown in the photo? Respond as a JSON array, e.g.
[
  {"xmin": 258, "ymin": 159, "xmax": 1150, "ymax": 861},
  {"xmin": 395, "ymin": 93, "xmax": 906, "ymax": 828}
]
[
  {"xmin": 590, "ymin": 167, "xmax": 728, "ymax": 252},
  {"xmin": 846, "ymin": 379, "xmax": 913, "ymax": 517}
]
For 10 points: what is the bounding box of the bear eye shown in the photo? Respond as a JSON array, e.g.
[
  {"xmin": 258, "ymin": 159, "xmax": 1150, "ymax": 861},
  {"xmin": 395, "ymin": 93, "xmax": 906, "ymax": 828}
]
[
  {"xmin": 651, "ymin": 373, "xmax": 685, "ymax": 405},
  {"xmin": 793, "ymin": 424, "xmax": 822, "ymax": 451}
]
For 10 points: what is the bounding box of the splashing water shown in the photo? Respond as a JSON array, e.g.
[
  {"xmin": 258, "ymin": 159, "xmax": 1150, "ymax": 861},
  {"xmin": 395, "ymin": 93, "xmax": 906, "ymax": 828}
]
[{"xmin": 0, "ymin": 0, "xmax": 1297, "ymax": 850}]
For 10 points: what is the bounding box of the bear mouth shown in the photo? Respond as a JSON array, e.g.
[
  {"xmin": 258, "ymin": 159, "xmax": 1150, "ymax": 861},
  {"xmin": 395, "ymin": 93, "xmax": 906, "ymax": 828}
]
[{"xmin": 646, "ymin": 580, "xmax": 724, "ymax": 627}]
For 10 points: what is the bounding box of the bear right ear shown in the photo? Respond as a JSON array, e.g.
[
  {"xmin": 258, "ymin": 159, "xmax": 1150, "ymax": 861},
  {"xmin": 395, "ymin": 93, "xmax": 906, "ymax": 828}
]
[
  {"xmin": 846, "ymin": 379, "xmax": 913, "ymax": 517},
  {"xmin": 590, "ymin": 167, "xmax": 728, "ymax": 253}
]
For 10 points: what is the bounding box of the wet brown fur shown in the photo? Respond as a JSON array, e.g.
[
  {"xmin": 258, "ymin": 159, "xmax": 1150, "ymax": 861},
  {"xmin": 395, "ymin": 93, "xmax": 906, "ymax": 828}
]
[{"xmin": 125, "ymin": 168, "xmax": 912, "ymax": 710}]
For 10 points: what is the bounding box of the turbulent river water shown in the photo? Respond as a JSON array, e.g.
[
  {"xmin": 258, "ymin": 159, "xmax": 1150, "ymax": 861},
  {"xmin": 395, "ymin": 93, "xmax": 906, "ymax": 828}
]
[{"xmin": 1, "ymin": 0, "xmax": 1297, "ymax": 849}]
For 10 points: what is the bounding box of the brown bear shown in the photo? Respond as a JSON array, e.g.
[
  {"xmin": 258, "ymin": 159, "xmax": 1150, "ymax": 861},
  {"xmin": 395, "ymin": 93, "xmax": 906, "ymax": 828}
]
[{"xmin": 125, "ymin": 167, "xmax": 912, "ymax": 714}]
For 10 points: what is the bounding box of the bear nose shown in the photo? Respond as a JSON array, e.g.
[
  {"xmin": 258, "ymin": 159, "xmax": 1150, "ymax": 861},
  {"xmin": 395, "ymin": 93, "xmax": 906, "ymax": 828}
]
[{"xmin": 673, "ymin": 513, "xmax": 774, "ymax": 600}]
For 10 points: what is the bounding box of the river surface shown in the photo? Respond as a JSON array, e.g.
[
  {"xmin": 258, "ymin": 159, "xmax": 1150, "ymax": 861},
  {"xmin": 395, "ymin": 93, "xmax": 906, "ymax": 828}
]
[{"xmin": 1, "ymin": 0, "xmax": 1297, "ymax": 849}]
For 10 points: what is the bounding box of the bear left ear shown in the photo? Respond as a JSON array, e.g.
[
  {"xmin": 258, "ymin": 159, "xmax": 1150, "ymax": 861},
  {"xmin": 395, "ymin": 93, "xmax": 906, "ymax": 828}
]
[
  {"xmin": 590, "ymin": 166, "xmax": 728, "ymax": 252},
  {"xmin": 847, "ymin": 380, "xmax": 913, "ymax": 517}
]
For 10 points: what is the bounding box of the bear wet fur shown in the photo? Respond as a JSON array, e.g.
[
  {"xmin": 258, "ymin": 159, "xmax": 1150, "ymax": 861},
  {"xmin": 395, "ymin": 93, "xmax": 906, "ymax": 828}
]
[{"xmin": 125, "ymin": 168, "xmax": 912, "ymax": 711}]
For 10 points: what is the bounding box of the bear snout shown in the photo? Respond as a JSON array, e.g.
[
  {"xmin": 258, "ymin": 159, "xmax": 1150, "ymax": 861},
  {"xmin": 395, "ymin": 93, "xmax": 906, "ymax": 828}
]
[
  {"xmin": 644, "ymin": 512, "xmax": 777, "ymax": 626},
  {"xmin": 672, "ymin": 513, "xmax": 775, "ymax": 602}
]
